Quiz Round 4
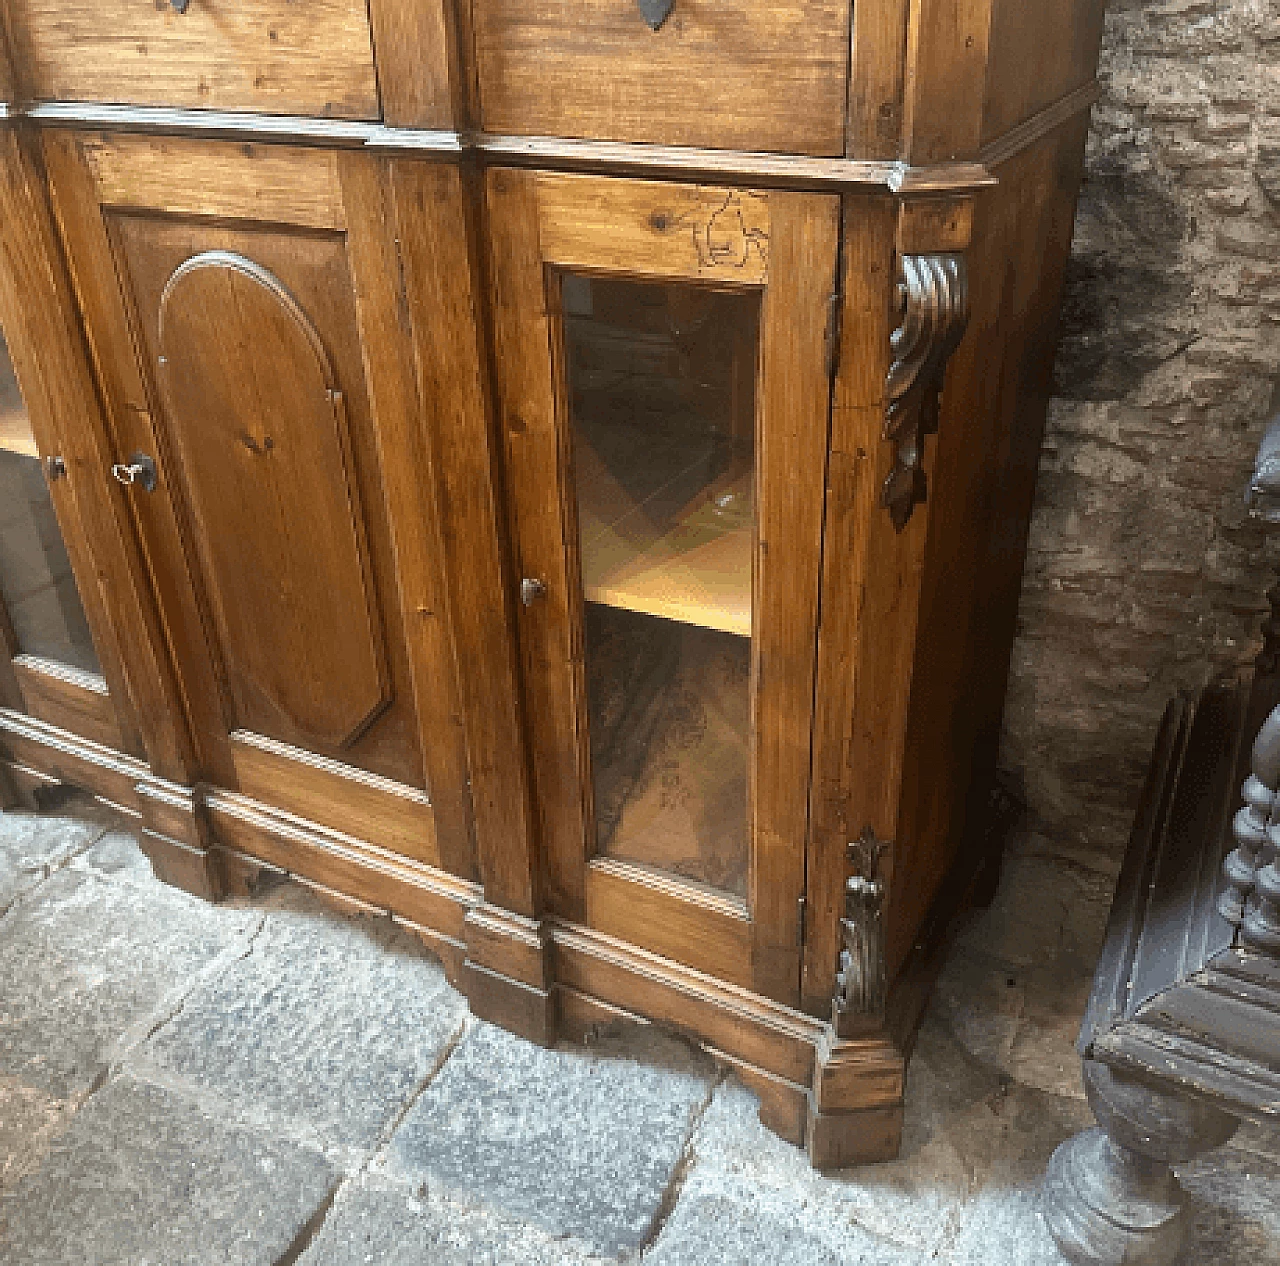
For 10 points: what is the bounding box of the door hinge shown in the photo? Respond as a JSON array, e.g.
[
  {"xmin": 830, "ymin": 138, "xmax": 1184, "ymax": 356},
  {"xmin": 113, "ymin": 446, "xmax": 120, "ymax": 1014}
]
[{"xmin": 797, "ymin": 894, "xmax": 807, "ymax": 946}]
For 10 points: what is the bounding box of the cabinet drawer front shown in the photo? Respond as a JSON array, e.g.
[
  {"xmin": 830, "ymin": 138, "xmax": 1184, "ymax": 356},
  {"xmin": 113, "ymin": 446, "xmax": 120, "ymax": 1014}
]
[
  {"xmin": 473, "ymin": 0, "xmax": 850, "ymax": 156},
  {"xmin": 9, "ymin": 0, "xmax": 379, "ymax": 119}
]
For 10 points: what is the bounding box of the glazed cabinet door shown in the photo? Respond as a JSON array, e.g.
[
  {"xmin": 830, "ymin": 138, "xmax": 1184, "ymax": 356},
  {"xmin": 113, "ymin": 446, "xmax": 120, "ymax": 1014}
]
[
  {"xmin": 488, "ymin": 170, "xmax": 838, "ymax": 1005},
  {"xmin": 0, "ymin": 130, "xmax": 144, "ymax": 761},
  {"xmin": 41, "ymin": 133, "xmax": 474, "ymax": 878}
]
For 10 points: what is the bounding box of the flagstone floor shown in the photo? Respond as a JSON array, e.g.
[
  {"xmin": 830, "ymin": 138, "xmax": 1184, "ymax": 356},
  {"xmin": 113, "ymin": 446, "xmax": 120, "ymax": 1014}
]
[{"xmin": 0, "ymin": 793, "xmax": 1276, "ymax": 1265}]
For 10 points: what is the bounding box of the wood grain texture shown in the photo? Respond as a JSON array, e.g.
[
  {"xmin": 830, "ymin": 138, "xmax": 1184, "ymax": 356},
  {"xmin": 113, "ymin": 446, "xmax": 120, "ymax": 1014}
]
[
  {"xmin": 0, "ymin": 126, "xmax": 189, "ymax": 777},
  {"xmin": 585, "ymin": 857, "xmax": 754, "ymax": 990},
  {"xmin": 390, "ymin": 158, "xmax": 541, "ymax": 916},
  {"xmin": 337, "ymin": 150, "xmax": 476, "ymax": 881},
  {"xmin": 485, "ymin": 165, "xmax": 587, "ymax": 919},
  {"xmin": 366, "ymin": 0, "xmax": 455, "ymax": 129},
  {"xmin": 471, "ymin": 0, "xmax": 850, "ymax": 156},
  {"xmin": 13, "ymin": 656, "xmax": 122, "ymax": 751},
  {"xmin": 7, "ymin": 0, "xmax": 379, "ymax": 119},
  {"xmin": 980, "ymin": 0, "xmax": 1105, "ymax": 145},
  {"xmin": 847, "ymin": 0, "xmax": 910, "ymax": 159},
  {"xmin": 77, "ymin": 133, "xmax": 346, "ymax": 231},
  {"xmin": 800, "ymin": 193, "xmax": 901, "ymax": 1017},
  {"xmin": 536, "ymin": 172, "xmax": 770, "ymax": 284},
  {"xmin": 553, "ymin": 921, "xmax": 822, "ymax": 1084},
  {"xmin": 155, "ymin": 249, "xmax": 391, "ymax": 750},
  {"xmin": 231, "ymin": 730, "xmax": 439, "ymax": 867},
  {"xmin": 490, "ymin": 167, "xmax": 835, "ymax": 1005},
  {"xmin": 42, "ymin": 128, "xmax": 244, "ymax": 789},
  {"xmin": 902, "ymin": 0, "xmax": 995, "ymax": 164},
  {"xmin": 204, "ymin": 785, "xmax": 479, "ymax": 940},
  {"xmin": 889, "ymin": 118, "xmax": 1089, "ymax": 977},
  {"xmin": 111, "ymin": 209, "xmax": 426, "ymax": 789},
  {"xmin": 750, "ymin": 188, "xmax": 840, "ymax": 1004},
  {"xmin": 0, "ymin": 706, "xmax": 148, "ymax": 811}
]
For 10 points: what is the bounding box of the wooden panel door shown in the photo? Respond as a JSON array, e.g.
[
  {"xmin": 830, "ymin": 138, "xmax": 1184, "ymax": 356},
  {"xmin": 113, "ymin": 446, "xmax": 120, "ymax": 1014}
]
[
  {"xmin": 42, "ymin": 133, "xmax": 474, "ymax": 879},
  {"xmin": 487, "ymin": 169, "xmax": 838, "ymax": 1005}
]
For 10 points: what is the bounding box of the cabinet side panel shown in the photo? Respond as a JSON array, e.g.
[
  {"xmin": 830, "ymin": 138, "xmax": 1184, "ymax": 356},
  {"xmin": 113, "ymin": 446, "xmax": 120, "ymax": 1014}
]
[
  {"xmin": 980, "ymin": 0, "xmax": 1105, "ymax": 145},
  {"xmin": 886, "ymin": 115, "xmax": 1091, "ymax": 979}
]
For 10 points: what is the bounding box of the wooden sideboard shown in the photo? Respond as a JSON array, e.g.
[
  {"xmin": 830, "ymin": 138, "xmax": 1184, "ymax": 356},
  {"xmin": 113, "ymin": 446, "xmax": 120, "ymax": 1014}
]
[{"xmin": 0, "ymin": 0, "xmax": 1105, "ymax": 1166}]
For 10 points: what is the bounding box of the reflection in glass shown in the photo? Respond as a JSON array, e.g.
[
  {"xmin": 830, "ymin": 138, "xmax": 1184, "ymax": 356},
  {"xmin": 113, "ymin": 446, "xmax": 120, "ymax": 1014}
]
[
  {"xmin": 0, "ymin": 329, "xmax": 101, "ymax": 673},
  {"xmin": 563, "ymin": 274, "xmax": 758, "ymax": 899}
]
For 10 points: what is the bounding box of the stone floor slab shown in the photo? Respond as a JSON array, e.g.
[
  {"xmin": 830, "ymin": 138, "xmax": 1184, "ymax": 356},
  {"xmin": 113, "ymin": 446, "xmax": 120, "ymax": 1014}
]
[
  {"xmin": 0, "ymin": 804, "xmax": 111, "ymax": 912},
  {"xmin": 643, "ymin": 1172, "xmax": 919, "ymax": 1266},
  {"xmin": 0, "ymin": 1074, "xmax": 74, "ymax": 1192},
  {"xmin": 136, "ymin": 888, "xmax": 467, "ymax": 1153},
  {"xmin": 73, "ymin": 827, "xmax": 161, "ymax": 885},
  {"xmin": 296, "ymin": 1174, "xmax": 611, "ymax": 1266},
  {"xmin": 0, "ymin": 1073, "xmax": 337, "ymax": 1266},
  {"xmin": 0, "ymin": 865, "xmax": 256, "ymax": 1097},
  {"xmin": 385, "ymin": 1021, "xmax": 715, "ymax": 1258}
]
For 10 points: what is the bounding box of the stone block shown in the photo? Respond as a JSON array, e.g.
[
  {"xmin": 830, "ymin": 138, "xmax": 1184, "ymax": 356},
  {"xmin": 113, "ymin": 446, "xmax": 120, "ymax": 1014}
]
[
  {"xmin": 385, "ymin": 1021, "xmax": 715, "ymax": 1258},
  {"xmin": 137, "ymin": 890, "xmax": 468, "ymax": 1152},
  {"xmin": 295, "ymin": 1174, "xmax": 611, "ymax": 1266},
  {"xmin": 0, "ymin": 867, "xmax": 255, "ymax": 1097},
  {"xmin": 0, "ymin": 1073, "xmax": 337, "ymax": 1266},
  {"xmin": 0, "ymin": 806, "xmax": 110, "ymax": 913}
]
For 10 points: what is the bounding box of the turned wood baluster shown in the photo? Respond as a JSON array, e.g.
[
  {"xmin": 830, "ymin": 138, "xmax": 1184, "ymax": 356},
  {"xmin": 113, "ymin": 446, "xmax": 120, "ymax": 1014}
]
[
  {"xmin": 1235, "ymin": 414, "xmax": 1280, "ymax": 947},
  {"xmin": 1218, "ymin": 704, "xmax": 1280, "ymax": 926},
  {"xmin": 1243, "ymin": 808, "xmax": 1280, "ymax": 951}
]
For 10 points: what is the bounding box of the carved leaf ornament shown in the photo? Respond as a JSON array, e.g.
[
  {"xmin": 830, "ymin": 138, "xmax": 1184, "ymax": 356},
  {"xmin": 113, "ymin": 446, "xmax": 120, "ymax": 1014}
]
[{"xmin": 882, "ymin": 253, "xmax": 969, "ymax": 531}]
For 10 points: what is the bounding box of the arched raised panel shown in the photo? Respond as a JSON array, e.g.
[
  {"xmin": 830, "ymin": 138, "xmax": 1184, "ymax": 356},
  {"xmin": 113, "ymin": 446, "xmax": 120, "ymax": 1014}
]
[{"xmin": 156, "ymin": 250, "xmax": 389, "ymax": 749}]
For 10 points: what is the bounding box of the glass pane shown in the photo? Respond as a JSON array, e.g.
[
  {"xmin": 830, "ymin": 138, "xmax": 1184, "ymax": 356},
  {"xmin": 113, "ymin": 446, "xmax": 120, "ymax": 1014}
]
[
  {"xmin": 563, "ymin": 274, "xmax": 758, "ymax": 900},
  {"xmin": 0, "ymin": 328, "xmax": 101, "ymax": 674}
]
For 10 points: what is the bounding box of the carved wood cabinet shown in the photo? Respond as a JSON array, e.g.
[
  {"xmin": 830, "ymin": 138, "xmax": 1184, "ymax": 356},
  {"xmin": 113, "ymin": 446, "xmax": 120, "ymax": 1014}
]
[{"xmin": 0, "ymin": 0, "xmax": 1104, "ymax": 1165}]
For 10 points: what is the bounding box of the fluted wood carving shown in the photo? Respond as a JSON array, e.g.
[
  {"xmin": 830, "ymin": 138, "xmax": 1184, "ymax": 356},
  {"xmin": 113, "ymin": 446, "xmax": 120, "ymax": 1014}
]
[{"xmin": 882, "ymin": 253, "xmax": 969, "ymax": 531}]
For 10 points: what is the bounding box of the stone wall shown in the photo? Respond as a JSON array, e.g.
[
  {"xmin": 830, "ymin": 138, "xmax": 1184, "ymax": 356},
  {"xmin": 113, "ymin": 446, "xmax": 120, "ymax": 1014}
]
[{"xmin": 999, "ymin": 0, "xmax": 1280, "ymax": 853}]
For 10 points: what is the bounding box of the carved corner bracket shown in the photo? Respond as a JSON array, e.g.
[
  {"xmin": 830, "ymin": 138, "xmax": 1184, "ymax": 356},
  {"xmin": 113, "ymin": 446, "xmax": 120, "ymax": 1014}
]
[
  {"xmin": 882, "ymin": 253, "xmax": 970, "ymax": 531},
  {"xmin": 833, "ymin": 828, "xmax": 890, "ymax": 1037}
]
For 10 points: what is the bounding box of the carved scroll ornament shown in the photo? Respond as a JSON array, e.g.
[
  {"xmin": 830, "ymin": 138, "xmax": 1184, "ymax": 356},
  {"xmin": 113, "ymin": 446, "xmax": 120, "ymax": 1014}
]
[
  {"xmin": 833, "ymin": 828, "xmax": 890, "ymax": 1037},
  {"xmin": 882, "ymin": 253, "xmax": 970, "ymax": 531}
]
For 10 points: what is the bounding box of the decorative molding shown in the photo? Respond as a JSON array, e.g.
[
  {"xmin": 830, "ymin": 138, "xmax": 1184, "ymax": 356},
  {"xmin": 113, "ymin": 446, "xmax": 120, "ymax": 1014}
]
[
  {"xmin": 978, "ymin": 80, "xmax": 1102, "ymax": 171},
  {"xmin": 882, "ymin": 253, "xmax": 969, "ymax": 531},
  {"xmin": 833, "ymin": 828, "xmax": 890, "ymax": 1036},
  {"xmin": 17, "ymin": 100, "xmax": 1008, "ymax": 195}
]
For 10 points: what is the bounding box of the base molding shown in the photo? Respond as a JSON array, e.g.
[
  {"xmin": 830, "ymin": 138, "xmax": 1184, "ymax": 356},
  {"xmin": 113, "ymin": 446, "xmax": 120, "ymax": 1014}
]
[
  {"xmin": 2, "ymin": 711, "xmax": 1008, "ymax": 1168},
  {"xmin": 136, "ymin": 777, "xmax": 219, "ymax": 900}
]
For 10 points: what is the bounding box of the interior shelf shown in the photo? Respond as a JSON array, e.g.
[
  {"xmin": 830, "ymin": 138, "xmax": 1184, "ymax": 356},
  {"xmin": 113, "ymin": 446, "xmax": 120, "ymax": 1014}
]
[
  {"xmin": 576, "ymin": 435, "xmax": 753, "ymax": 638},
  {"xmin": 0, "ymin": 406, "xmax": 37, "ymax": 460}
]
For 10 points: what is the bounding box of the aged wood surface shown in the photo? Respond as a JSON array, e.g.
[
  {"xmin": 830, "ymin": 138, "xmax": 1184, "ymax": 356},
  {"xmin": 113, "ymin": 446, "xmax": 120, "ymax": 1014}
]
[
  {"xmin": 980, "ymin": 0, "xmax": 1106, "ymax": 145},
  {"xmin": 76, "ymin": 132, "xmax": 347, "ymax": 231},
  {"xmin": 890, "ymin": 118, "xmax": 1089, "ymax": 975},
  {"xmin": 112, "ymin": 210, "xmax": 425, "ymax": 789},
  {"xmin": 847, "ymin": 0, "xmax": 910, "ymax": 159},
  {"xmin": 902, "ymin": 0, "xmax": 994, "ymax": 164},
  {"xmin": 800, "ymin": 194, "xmax": 899, "ymax": 1016},
  {"xmin": 0, "ymin": 126, "xmax": 187, "ymax": 776},
  {"xmin": 366, "ymin": 0, "xmax": 455, "ymax": 129},
  {"xmin": 391, "ymin": 158, "xmax": 542, "ymax": 914},
  {"xmin": 337, "ymin": 151, "xmax": 476, "ymax": 880},
  {"xmin": 471, "ymin": 0, "xmax": 850, "ymax": 156},
  {"xmin": 13, "ymin": 657, "xmax": 122, "ymax": 752},
  {"xmin": 6, "ymin": 0, "xmax": 379, "ymax": 119},
  {"xmin": 231, "ymin": 731, "xmax": 441, "ymax": 868}
]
